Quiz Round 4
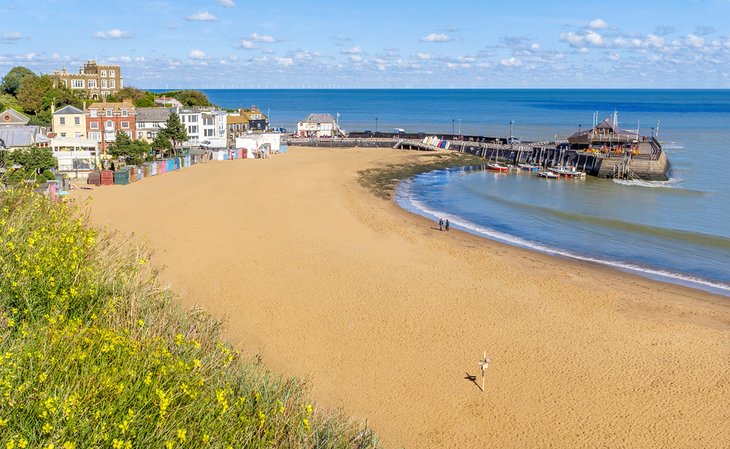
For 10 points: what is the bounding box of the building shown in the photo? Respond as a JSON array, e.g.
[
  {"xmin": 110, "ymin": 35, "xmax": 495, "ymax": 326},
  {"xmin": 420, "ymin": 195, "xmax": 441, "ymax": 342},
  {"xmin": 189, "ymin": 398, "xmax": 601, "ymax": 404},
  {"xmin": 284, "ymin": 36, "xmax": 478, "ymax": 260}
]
[
  {"xmin": 86, "ymin": 101, "xmax": 136, "ymax": 154},
  {"xmin": 0, "ymin": 126, "xmax": 48, "ymax": 150},
  {"xmin": 296, "ymin": 113, "xmax": 343, "ymax": 138},
  {"xmin": 52, "ymin": 60, "xmax": 124, "ymax": 100},
  {"xmin": 51, "ymin": 105, "xmax": 86, "ymax": 139},
  {"xmin": 244, "ymin": 106, "xmax": 268, "ymax": 131},
  {"xmin": 135, "ymin": 107, "xmax": 170, "ymax": 143},
  {"xmin": 0, "ymin": 108, "xmax": 30, "ymax": 126},
  {"xmin": 179, "ymin": 107, "xmax": 227, "ymax": 146},
  {"xmin": 50, "ymin": 136, "xmax": 99, "ymax": 177},
  {"xmin": 226, "ymin": 113, "xmax": 248, "ymax": 147},
  {"xmin": 155, "ymin": 97, "xmax": 183, "ymax": 108}
]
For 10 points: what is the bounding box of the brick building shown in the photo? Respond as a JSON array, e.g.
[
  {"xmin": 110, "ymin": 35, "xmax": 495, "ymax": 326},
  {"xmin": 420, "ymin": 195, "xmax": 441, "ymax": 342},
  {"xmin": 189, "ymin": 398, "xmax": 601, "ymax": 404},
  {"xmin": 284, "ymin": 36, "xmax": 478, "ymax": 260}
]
[
  {"xmin": 52, "ymin": 61, "xmax": 124, "ymax": 100},
  {"xmin": 86, "ymin": 101, "xmax": 136, "ymax": 154}
]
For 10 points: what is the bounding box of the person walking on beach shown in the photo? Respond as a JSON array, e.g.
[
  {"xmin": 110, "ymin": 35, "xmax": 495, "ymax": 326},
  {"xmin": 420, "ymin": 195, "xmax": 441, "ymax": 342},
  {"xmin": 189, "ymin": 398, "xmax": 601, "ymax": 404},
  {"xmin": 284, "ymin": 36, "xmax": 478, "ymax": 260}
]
[
  {"xmin": 439, "ymin": 218, "xmax": 444, "ymax": 231},
  {"xmin": 445, "ymin": 218, "xmax": 450, "ymax": 232}
]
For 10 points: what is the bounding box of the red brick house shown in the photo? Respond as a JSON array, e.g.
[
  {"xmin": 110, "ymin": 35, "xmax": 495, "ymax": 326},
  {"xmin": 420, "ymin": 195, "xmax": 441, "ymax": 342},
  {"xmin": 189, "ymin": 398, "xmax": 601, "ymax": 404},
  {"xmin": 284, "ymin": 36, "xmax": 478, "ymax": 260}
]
[{"xmin": 86, "ymin": 101, "xmax": 136, "ymax": 154}]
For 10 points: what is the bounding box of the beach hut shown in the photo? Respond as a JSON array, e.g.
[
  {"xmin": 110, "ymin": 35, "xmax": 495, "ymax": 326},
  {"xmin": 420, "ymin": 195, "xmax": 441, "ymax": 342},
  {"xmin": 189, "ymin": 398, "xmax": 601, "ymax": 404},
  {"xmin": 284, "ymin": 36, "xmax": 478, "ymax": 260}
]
[
  {"xmin": 87, "ymin": 171, "xmax": 101, "ymax": 186},
  {"xmin": 101, "ymin": 170, "xmax": 114, "ymax": 186},
  {"xmin": 114, "ymin": 169, "xmax": 129, "ymax": 185}
]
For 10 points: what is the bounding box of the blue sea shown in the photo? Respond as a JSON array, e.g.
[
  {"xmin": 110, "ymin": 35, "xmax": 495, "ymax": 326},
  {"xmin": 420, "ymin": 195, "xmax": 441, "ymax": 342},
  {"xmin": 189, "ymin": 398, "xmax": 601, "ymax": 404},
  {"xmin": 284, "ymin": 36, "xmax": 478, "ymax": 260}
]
[{"xmin": 200, "ymin": 89, "xmax": 730, "ymax": 296}]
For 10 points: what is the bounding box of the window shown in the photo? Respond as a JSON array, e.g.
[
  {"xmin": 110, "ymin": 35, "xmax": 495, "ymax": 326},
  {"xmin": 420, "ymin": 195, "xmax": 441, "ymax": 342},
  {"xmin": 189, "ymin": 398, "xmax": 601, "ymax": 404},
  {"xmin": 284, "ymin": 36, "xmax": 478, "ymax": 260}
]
[
  {"xmin": 110, "ymin": 70, "xmax": 116, "ymax": 77},
  {"xmin": 89, "ymin": 132, "xmax": 101, "ymax": 141},
  {"xmin": 101, "ymin": 80, "xmax": 108, "ymax": 89},
  {"xmin": 189, "ymin": 115, "xmax": 198, "ymax": 123},
  {"xmin": 105, "ymin": 120, "xmax": 114, "ymax": 129},
  {"xmin": 105, "ymin": 109, "xmax": 113, "ymax": 117},
  {"xmin": 89, "ymin": 121, "xmax": 99, "ymax": 129},
  {"xmin": 204, "ymin": 129, "xmax": 214, "ymax": 137},
  {"xmin": 59, "ymin": 117, "xmax": 66, "ymax": 125},
  {"xmin": 101, "ymin": 70, "xmax": 107, "ymax": 77},
  {"xmin": 71, "ymin": 79, "xmax": 84, "ymax": 89},
  {"xmin": 60, "ymin": 133, "xmax": 66, "ymax": 137},
  {"xmin": 147, "ymin": 132, "xmax": 153, "ymax": 139},
  {"xmin": 121, "ymin": 109, "xmax": 128, "ymax": 117},
  {"xmin": 137, "ymin": 132, "xmax": 144, "ymax": 139},
  {"xmin": 121, "ymin": 121, "xmax": 129, "ymax": 129},
  {"xmin": 110, "ymin": 80, "xmax": 116, "ymax": 89},
  {"xmin": 88, "ymin": 79, "xmax": 97, "ymax": 89},
  {"xmin": 188, "ymin": 125, "xmax": 198, "ymax": 134},
  {"xmin": 90, "ymin": 109, "xmax": 98, "ymax": 118},
  {"xmin": 74, "ymin": 117, "xmax": 80, "ymax": 125}
]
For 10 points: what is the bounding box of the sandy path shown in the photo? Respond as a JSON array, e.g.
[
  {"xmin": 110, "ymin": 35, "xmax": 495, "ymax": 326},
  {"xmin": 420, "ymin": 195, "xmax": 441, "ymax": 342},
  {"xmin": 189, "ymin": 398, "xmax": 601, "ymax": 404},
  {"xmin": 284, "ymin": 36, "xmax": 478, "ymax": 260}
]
[{"xmin": 78, "ymin": 147, "xmax": 730, "ymax": 449}]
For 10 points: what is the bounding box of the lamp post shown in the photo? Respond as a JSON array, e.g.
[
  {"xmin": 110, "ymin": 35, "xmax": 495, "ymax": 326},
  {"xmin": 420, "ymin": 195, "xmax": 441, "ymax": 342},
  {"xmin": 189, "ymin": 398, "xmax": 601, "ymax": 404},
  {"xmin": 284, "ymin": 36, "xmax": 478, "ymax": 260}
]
[
  {"xmin": 375, "ymin": 117, "xmax": 378, "ymax": 134},
  {"xmin": 452, "ymin": 119, "xmax": 455, "ymax": 135},
  {"xmin": 509, "ymin": 120, "xmax": 514, "ymax": 141}
]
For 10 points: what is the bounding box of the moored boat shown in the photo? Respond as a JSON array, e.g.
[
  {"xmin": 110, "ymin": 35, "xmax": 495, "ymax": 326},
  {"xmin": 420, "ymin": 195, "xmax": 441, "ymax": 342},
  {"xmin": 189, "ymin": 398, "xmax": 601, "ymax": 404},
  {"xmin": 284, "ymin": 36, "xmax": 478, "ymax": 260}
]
[
  {"xmin": 487, "ymin": 163, "xmax": 509, "ymax": 172},
  {"xmin": 538, "ymin": 171, "xmax": 560, "ymax": 179},
  {"xmin": 517, "ymin": 163, "xmax": 540, "ymax": 172},
  {"xmin": 549, "ymin": 165, "xmax": 586, "ymax": 178}
]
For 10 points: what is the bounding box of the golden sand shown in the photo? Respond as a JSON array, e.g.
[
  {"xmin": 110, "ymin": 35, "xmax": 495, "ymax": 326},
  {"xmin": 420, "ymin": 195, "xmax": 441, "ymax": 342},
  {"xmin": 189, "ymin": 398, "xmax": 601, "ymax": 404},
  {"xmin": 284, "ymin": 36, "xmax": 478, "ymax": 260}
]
[{"xmin": 77, "ymin": 147, "xmax": 730, "ymax": 448}]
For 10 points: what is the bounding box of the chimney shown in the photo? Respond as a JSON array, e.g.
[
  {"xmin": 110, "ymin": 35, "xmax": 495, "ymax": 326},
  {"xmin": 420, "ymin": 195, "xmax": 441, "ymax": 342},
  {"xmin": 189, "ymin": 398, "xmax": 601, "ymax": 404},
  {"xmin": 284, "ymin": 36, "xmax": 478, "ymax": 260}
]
[
  {"xmin": 83, "ymin": 101, "xmax": 87, "ymax": 111},
  {"xmin": 51, "ymin": 102, "xmax": 55, "ymax": 114}
]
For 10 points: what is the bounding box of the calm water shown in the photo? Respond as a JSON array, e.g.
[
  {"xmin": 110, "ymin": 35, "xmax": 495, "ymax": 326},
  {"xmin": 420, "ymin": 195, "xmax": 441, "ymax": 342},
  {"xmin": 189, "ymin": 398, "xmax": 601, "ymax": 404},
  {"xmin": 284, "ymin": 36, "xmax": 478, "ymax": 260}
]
[{"xmin": 200, "ymin": 89, "xmax": 730, "ymax": 295}]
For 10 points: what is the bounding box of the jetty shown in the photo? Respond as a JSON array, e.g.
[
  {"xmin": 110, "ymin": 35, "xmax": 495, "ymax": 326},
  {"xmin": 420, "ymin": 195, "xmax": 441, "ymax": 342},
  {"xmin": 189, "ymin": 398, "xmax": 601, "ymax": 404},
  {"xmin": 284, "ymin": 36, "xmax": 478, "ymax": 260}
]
[{"xmin": 285, "ymin": 116, "xmax": 671, "ymax": 181}]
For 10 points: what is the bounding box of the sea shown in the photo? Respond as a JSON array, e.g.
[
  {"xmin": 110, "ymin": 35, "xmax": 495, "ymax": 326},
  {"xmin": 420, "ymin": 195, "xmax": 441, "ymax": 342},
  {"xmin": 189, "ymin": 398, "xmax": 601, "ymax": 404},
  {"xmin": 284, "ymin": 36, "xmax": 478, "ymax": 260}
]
[{"xmin": 200, "ymin": 89, "xmax": 730, "ymax": 296}]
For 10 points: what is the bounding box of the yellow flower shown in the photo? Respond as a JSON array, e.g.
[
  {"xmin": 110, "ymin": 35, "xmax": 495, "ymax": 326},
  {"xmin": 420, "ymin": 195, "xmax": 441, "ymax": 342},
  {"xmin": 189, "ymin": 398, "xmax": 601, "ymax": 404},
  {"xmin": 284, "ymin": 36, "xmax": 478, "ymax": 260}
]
[
  {"xmin": 202, "ymin": 434, "xmax": 210, "ymax": 444},
  {"xmin": 112, "ymin": 439, "xmax": 123, "ymax": 449},
  {"xmin": 42, "ymin": 422, "xmax": 53, "ymax": 434},
  {"xmin": 0, "ymin": 417, "xmax": 7, "ymax": 427},
  {"xmin": 165, "ymin": 441, "xmax": 174, "ymax": 449},
  {"xmin": 177, "ymin": 428, "xmax": 186, "ymax": 443},
  {"xmin": 6, "ymin": 439, "xmax": 15, "ymax": 449},
  {"xmin": 137, "ymin": 319, "xmax": 144, "ymax": 327},
  {"xmin": 62, "ymin": 442, "xmax": 75, "ymax": 449},
  {"xmin": 17, "ymin": 439, "xmax": 27, "ymax": 449}
]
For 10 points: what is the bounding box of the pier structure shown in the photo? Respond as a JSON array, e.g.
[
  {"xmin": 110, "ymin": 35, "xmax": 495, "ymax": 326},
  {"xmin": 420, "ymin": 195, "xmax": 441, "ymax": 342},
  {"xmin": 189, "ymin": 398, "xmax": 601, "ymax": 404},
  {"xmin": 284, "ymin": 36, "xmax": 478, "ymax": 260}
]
[{"xmin": 284, "ymin": 120, "xmax": 671, "ymax": 181}]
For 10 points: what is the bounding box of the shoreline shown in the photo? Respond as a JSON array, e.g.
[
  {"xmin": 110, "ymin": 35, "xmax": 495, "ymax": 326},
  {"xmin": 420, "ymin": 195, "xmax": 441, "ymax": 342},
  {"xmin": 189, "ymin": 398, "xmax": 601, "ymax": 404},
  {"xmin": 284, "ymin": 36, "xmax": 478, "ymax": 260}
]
[{"xmin": 74, "ymin": 147, "xmax": 730, "ymax": 448}]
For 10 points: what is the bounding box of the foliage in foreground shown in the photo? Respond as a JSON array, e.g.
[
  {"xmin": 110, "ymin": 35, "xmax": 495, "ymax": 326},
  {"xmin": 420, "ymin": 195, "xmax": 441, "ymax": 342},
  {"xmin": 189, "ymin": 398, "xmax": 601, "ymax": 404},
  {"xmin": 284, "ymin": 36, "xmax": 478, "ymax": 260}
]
[
  {"xmin": 358, "ymin": 151, "xmax": 486, "ymax": 199},
  {"xmin": 0, "ymin": 189, "xmax": 379, "ymax": 449}
]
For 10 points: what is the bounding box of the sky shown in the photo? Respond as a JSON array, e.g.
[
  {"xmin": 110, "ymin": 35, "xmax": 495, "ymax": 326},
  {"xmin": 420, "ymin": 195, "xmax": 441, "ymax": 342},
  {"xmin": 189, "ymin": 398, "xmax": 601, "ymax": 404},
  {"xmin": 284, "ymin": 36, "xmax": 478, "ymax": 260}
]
[{"xmin": 2, "ymin": 0, "xmax": 730, "ymax": 88}]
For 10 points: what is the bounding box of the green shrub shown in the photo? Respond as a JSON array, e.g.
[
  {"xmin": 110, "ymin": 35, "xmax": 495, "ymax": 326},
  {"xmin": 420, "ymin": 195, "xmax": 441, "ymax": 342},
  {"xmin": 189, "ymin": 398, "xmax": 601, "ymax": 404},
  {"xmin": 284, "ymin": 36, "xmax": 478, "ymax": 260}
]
[{"xmin": 0, "ymin": 188, "xmax": 379, "ymax": 449}]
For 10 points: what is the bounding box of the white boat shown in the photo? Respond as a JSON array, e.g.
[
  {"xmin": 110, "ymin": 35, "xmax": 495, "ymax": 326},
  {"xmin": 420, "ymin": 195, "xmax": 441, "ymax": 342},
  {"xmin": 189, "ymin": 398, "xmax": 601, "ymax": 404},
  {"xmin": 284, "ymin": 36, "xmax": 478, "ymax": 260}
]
[
  {"xmin": 517, "ymin": 163, "xmax": 540, "ymax": 172},
  {"xmin": 487, "ymin": 163, "xmax": 509, "ymax": 172},
  {"xmin": 538, "ymin": 171, "xmax": 560, "ymax": 179},
  {"xmin": 549, "ymin": 165, "xmax": 586, "ymax": 178}
]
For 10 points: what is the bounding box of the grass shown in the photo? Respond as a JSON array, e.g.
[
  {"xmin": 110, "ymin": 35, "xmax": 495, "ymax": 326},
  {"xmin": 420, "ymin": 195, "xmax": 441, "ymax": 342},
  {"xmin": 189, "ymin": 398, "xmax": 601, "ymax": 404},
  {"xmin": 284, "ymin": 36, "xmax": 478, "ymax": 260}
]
[
  {"xmin": 0, "ymin": 188, "xmax": 379, "ymax": 449},
  {"xmin": 358, "ymin": 151, "xmax": 485, "ymax": 199}
]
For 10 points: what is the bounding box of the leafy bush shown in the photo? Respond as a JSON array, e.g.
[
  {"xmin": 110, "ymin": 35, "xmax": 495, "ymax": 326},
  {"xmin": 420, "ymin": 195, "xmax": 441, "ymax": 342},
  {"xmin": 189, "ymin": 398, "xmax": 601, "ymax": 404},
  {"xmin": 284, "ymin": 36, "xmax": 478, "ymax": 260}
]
[{"xmin": 0, "ymin": 189, "xmax": 379, "ymax": 449}]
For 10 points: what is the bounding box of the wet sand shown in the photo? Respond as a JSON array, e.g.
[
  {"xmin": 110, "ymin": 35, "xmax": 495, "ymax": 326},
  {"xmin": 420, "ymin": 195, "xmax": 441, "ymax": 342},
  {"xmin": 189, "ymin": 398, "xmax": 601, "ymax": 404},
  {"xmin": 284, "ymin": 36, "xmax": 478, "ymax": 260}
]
[{"xmin": 77, "ymin": 147, "xmax": 730, "ymax": 449}]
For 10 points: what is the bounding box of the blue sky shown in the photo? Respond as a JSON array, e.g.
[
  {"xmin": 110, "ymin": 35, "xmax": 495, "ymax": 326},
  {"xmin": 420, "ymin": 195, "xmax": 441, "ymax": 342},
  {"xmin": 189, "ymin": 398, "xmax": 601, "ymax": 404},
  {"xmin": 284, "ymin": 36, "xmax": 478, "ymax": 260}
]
[{"xmin": 2, "ymin": 0, "xmax": 730, "ymax": 88}]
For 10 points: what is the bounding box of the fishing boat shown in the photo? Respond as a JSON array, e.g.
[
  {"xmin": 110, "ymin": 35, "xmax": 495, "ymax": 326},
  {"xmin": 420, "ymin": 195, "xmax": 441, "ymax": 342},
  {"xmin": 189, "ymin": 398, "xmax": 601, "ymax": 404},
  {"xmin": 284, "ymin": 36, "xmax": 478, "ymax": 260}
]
[
  {"xmin": 487, "ymin": 145, "xmax": 509, "ymax": 172},
  {"xmin": 517, "ymin": 163, "xmax": 540, "ymax": 172},
  {"xmin": 538, "ymin": 171, "xmax": 560, "ymax": 179},
  {"xmin": 549, "ymin": 165, "xmax": 586, "ymax": 178}
]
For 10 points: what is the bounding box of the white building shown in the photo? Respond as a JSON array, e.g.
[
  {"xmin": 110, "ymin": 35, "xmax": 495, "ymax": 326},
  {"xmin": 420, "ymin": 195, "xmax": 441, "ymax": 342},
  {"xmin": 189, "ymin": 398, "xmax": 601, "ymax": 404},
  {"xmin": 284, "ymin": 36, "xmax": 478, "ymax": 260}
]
[
  {"xmin": 136, "ymin": 107, "xmax": 170, "ymax": 143},
  {"xmin": 296, "ymin": 113, "xmax": 344, "ymax": 138},
  {"xmin": 50, "ymin": 136, "xmax": 99, "ymax": 178},
  {"xmin": 234, "ymin": 133, "xmax": 281, "ymax": 157},
  {"xmin": 179, "ymin": 107, "xmax": 227, "ymax": 146}
]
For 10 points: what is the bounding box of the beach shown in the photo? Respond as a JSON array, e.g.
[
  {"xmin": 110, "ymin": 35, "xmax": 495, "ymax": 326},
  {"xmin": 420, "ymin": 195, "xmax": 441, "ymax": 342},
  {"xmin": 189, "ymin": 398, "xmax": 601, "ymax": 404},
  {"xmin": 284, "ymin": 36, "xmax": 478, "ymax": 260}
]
[{"xmin": 76, "ymin": 147, "xmax": 730, "ymax": 449}]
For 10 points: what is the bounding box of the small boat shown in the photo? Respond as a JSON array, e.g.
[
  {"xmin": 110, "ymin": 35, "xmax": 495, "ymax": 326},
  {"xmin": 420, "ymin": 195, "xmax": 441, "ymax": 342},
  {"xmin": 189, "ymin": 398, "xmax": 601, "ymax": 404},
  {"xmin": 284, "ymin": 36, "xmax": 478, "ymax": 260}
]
[
  {"xmin": 538, "ymin": 171, "xmax": 560, "ymax": 179},
  {"xmin": 517, "ymin": 163, "xmax": 540, "ymax": 172},
  {"xmin": 487, "ymin": 163, "xmax": 509, "ymax": 172},
  {"xmin": 549, "ymin": 165, "xmax": 586, "ymax": 178}
]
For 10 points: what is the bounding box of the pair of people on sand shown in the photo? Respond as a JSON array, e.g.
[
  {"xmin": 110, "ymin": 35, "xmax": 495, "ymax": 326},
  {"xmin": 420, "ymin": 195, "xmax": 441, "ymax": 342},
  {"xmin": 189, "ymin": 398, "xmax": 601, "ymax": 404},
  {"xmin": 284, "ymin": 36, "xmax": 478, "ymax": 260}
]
[{"xmin": 438, "ymin": 217, "xmax": 450, "ymax": 232}]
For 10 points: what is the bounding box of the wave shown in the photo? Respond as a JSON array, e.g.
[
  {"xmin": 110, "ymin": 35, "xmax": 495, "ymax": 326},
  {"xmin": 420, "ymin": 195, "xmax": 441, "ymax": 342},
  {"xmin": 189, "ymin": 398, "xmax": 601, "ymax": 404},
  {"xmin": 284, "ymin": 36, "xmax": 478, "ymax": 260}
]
[
  {"xmin": 396, "ymin": 182, "xmax": 730, "ymax": 296},
  {"xmin": 612, "ymin": 177, "xmax": 684, "ymax": 189},
  {"xmin": 662, "ymin": 142, "xmax": 685, "ymax": 150}
]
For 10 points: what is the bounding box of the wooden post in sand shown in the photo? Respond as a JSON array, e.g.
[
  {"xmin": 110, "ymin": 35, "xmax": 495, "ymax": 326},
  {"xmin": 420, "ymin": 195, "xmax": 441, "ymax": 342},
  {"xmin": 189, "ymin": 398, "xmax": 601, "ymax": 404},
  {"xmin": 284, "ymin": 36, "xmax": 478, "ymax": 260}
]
[{"xmin": 479, "ymin": 352, "xmax": 491, "ymax": 393}]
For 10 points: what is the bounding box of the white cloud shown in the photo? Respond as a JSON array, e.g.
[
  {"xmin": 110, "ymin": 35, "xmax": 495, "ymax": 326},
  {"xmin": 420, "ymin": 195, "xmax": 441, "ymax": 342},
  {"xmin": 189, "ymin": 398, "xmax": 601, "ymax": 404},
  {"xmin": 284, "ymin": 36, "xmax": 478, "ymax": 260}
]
[
  {"xmin": 560, "ymin": 30, "xmax": 603, "ymax": 48},
  {"xmin": 342, "ymin": 46, "xmax": 362, "ymax": 55},
  {"xmin": 188, "ymin": 49, "xmax": 206, "ymax": 59},
  {"xmin": 685, "ymin": 34, "xmax": 705, "ymax": 48},
  {"xmin": 349, "ymin": 54, "xmax": 363, "ymax": 63},
  {"xmin": 276, "ymin": 57, "xmax": 294, "ymax": 67},
  {"xmin": 241, "ymin": 40, "xmax": 257, "ymax": 49},
  {"xmin": 530, "ymin": 43, "xmax": 540, "ymax": 51},
  {"xmin": 94, "ymin": 29, "xmax": 131, "ymax": 39},
  {"xmin": 500, "ymin": 57, "xmax": 522, "ymax": 67},
  {"xmin": 186, "ymin": 11, "xmax": 217, "ymax": 21},
  {"xmin": 1, "ymin": 32, "xmax": 25, "ymax": 42},
  {"xmin": 218, "ymin": 0, "xmax": 236, "ymax": 7},
  {"xmin": 421, "ymin": 33, "xmax": 451, "ymax": 43},
  {"xmin": 589, "ymin": 19, "xmax": 608, "ymax": 30},
  {"xmin": 250, "ymin": 33, "xmax": 278, "ymax": 43},
  {"xmin": 416, "ymin": 52, "xmax": 431, "ymax": 60}
]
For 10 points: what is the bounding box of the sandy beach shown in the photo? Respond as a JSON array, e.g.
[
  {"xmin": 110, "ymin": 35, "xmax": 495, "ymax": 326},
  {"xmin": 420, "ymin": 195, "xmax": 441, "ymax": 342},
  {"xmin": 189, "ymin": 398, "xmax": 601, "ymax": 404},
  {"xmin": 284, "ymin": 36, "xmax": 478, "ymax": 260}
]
[{"xmin": 77, "ymin": 147, "xmax": 730, "ymax": 449}]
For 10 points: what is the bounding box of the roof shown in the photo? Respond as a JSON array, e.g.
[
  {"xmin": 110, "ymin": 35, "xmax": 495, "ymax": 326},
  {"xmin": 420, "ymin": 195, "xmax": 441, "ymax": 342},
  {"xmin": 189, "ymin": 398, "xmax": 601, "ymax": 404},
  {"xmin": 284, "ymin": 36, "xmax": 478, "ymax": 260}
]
[
  {"xmin": 301, "ymin": 113, "xmax": 336, "ymax": 124},
  {"xmin": 50, "ymin": 136, "xmax": 99, "ymax": 149},
  {"xmin": 136, "ymin": 107, "xmax": 170, "ymax": 122},
  {"xmin": 227, "ymin": 115, "xmax": 248, "ymax": 125},
  {"xmin": 0, "ymin": 108, "xmax": 30, "ymax": 125},
  {"xmin": 54, "ymin": 105, "xmax": 84, "ymax": 115},
  {"xmin": 87, "ymin": 102, "xmax": 135, "ymax": 111},
  {"xmin": 0, "ymin": 126, "xmax": 41, "ymax": 148}
]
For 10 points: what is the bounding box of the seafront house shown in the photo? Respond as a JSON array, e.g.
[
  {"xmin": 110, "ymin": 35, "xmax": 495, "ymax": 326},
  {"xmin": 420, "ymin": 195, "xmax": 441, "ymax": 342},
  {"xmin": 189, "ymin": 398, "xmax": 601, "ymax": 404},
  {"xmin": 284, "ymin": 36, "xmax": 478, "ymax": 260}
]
[
  {"xmin": 0, "ymin": 108, "xmax": 30, "ymax": 127},
  {"xmin": 179, "ymin": 107, "xmax": 227, "ymax": 146},
  {"xmin": 136, "ymin": 107, "xmax": 170, "ymax": 143},
  {"xmin": 296, "ymin": 113, "xmax": 343, "ymax": 138},
  {"xmin": 245, "ymin": 106, "xmax": 268, "ymax": 131},
  {"xmin": 226, "ymin": 112, "xmax": 249, "ymax": 148},
  {"xmin": 51, "ymin": 60, "xmax": 124, "ymax": 100},
  {"xmin": 155, "ymin": 97, "xmax": 183, "ymax": 108},
  {"xmin": 49, "ymin": 136, "xmax": 99, "ymax": 178},
  {"xmin": 86, "ymin": 101, "xmax": 136, "ymax": 154},
  {"xmin": 51, "ymin": 105, "xmax": 86, "ymax": 139}
]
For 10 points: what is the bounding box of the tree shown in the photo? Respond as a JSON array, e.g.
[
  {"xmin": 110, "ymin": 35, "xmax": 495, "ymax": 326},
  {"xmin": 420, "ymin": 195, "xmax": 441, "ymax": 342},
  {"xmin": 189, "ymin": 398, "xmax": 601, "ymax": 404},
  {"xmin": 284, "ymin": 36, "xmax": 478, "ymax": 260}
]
[
  {"xmin": 0, "ymin": 93, "xmax": 22, "ymax": 112},
  {"xmin": 0, "ymin": 66, "xmax": 35, "ymax": 96},
  {"xmin": 158, "ymin": 112, "xmax": 188, "ymax": 154},
  {"xmin": 6, "ymin": 146, "xmax": 56, "ymax": 172},
  {"xmin": 108, "ymin": 87, "xmax": 155, "ymax": 107},
  {"xmin": 163, "ymin": 90, "xmax": 211, "ymax": 107},
  {"xmin": 108, "ymin": 132, "xmax": 150, "ymax": 165},
  {"xmin": 16, "ymin": 74, "xmax": 53, "ymax": 115},
  {"xmin": 151, "ymin": 132, "xmax": 172, "ymax": 158}
]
